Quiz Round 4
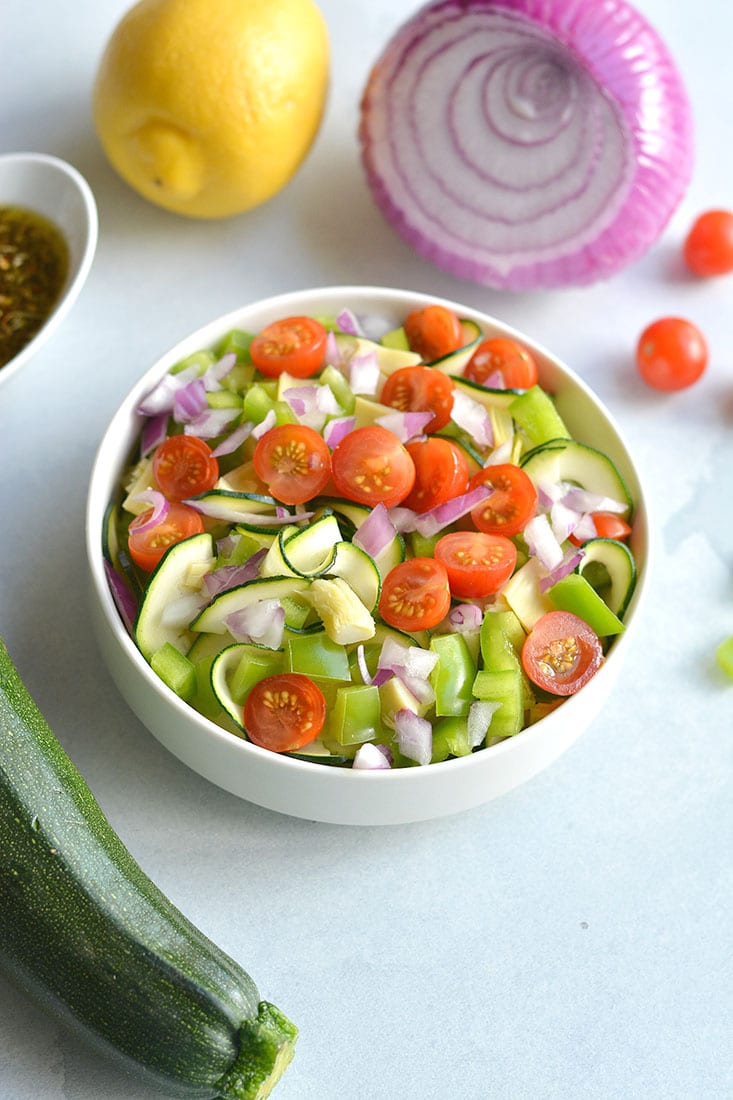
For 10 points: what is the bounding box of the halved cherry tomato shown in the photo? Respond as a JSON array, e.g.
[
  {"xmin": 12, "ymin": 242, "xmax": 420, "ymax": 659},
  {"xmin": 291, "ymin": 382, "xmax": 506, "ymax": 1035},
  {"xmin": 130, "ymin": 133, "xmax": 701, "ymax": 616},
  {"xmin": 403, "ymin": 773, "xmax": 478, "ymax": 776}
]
[
  {"xmin": 464, "ymin": 337, "xmax": 538, "ymax": 390},
  {"xmin": 635, "ymin": 317, "xmax": 707, "ymax": 391},
  {"xmin": 402, "ymin": 437, "xmax": 469, "ymax": 513},
  {"xmin": 434, "ymin": 531, "xmax": 516, "ymax": 598},
  {"xmin": 521, "ymin": 610, "xmax": 603, "ymax": 696},
  {"xmin": 153, "ymin": 434, "xmax": 219, "ymax": 502},
  {"xmin": 569, "ymin": 511, "xmax": 632, "ymax": 546},
  {"xmin": 127, "ymin": 502, "xmax": 204, "ymax": 572},
  {"xmin": 469, "ymin": 463, "xmax": 537, "ymax": 537},
  {"xmin": 403, "ymin": 305, "xmax": 464, "ymax": 362},
  {"xmin": 378, "ymin": 557, "xmax": 451, "ymax": 632},
  {"xmin": 250, "ymin": 316, "xmax": 327, "ymax": 379},
  {"xmin": 683, "ymin": 209, "xmax": 733, "ymax": 276},
  {"xmin": 330, "ymin": 425, "xmax": 415, "ymax": 509},
  {"xmin": 253, "ymin": 424, "xmax": 331, "ymax": 505},
  {"xmin": 380, "ymin": 365, "xmax": 455, "ymax": 433},
  {"xmin": 243, "ymin": 673, "xmax": 326, "ymax": 752}
]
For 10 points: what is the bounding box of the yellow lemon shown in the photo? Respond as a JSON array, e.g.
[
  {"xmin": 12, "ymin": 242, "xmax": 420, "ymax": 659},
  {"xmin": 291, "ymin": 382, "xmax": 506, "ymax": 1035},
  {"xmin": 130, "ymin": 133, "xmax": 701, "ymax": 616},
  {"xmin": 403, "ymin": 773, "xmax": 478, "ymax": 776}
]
[{"xmin": 92, "ymin": 0, "xmax": 329, "ymax": 218}]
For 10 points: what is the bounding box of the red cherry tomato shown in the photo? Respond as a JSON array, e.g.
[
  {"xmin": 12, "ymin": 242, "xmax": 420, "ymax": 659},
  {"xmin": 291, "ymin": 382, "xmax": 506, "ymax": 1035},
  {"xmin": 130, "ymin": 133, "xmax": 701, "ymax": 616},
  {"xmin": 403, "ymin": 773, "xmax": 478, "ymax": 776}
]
[
  {"xmin": 569, "ymin": 512, "xmax": 632, "ymax": 547},
  {"xmin": 401, "ymin": 438, "xmax": 469, "ymax": 514},
  {"xmin": 403, "ymin": 305, "xmax": 464, "ymax": 362},
  {"xmin": 243, "ymin": 674, "xmax": 326, "ymax": 752},
  {"xmin": 153, "ymin": 435, "xmax": 219, "ymax": 502},
  {"xmin": 464, "ymin": 337, "xmax": 539, "ymax": 390},
  {"xmin": 250, "ymin": 316, "xmax": 327, "ymax": 379},
  {"xmin": 253, "ymin": 423, "xmax": 332, "ymax": 505},
  {"xmin": 434, "ymin": 531, "xmax": 517, "ymax": 599},
  {"xmin": 380, "ymin": 365, "xmax": 455, "ymax": 433},
  {"xmin": 635, "ymin": 317, "xmax": 708, "ymax": 391},
  {"xmin": 683, "ymin": 210, "xmax": 733, "ymax": 276},
  {"xmin": 127, "ymin": 502, "xmax": 204, "ymax": 573},
  {"xmin": 330, "ymin": 425, "xmax": 415, "ymax": 509},
  {"xmin": 469, "ymin": 463, "xmax": 537, "ymax": 538},
  {"xmin": 521, "ymin": 610, "xmax": 603, "ymax": 696},
  {"xmin": 378, "ymin": 557, "xmax": 451, "ymax": 632}
]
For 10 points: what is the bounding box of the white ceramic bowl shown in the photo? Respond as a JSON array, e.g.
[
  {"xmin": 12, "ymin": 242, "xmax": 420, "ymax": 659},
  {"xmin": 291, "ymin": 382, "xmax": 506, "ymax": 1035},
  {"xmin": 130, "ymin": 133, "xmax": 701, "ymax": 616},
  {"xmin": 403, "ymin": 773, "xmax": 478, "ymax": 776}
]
[
  {"xmin": 0, "ymin": 152, "xmax": 98, "ymax": 388},
  {"xmin": 86, "ymin": 286, "xmax": 650, "ymax": 826}
]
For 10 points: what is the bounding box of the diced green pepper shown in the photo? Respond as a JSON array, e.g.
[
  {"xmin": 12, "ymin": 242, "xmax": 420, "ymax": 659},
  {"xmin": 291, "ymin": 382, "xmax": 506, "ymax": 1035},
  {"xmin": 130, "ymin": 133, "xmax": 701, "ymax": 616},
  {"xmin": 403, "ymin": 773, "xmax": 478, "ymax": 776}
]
[
  {"xmin": 328, "ymin": 684, "xmax": 383, "ymax": 746},
  {"xmin": 171, "ymin": 349, "xmax": 216, "ymax": 376},
  {"xmin": 472, "ymin": 667, "xmax": 523, "ymax": 739},
  {"xmin": 230, "ymin": 645, "xmax": 284, "ymax": 703},
  {"xmin": 320, "ymin": 364, "xmax": 356, "ymax": 414},
  {"xmin": 509, "ymin": 385, "xmax": 571, "ymax": 449},
  {"xmin": 381, "ymin": 326, "xmax": 410, "ymax": 351},
  {"xmin": 285, "ymin": 630, "xmax": 352, "ymax": 681},
  {"xmin": 274, "ymin": 399, "xmax": 298, "ymax": 425},
  {"xmin": 408, "ymin": 531, "xmax": 441, "ymax": 558},
  {"xmin": 150, "ymin": 643, "xmax": 196, "ymax": 702},
  {"xmin": 207, "ymin": 389, "xmax": 243, "ymax": 410},
  {"xmin": 429, "ymin": 633, "xmax": 476, "ymax": 717},
  {"xmin": 480, "ymin": 610, "xmax": 522, "ymax": 671},
  {"xmin": 431, "ymin": 715, "xmax": 472, "ymax": 760},
  {"xmin": 242, "ymin": 383, "xmax": 275, "ymax": 424},
  {"xmin": 216, "ymin": 327, "xmax": 254, "ymax": 360},
  {"xmin": 548, "ymin": 573, "xmax": 625, "ymax": 637}
]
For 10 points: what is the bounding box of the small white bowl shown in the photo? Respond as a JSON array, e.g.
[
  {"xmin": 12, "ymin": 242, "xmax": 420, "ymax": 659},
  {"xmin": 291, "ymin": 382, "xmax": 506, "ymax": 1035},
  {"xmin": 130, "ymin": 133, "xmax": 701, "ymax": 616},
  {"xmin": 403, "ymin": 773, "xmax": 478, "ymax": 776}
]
[
  {"xmin": 86, "ymin": 286, "xmax": 650, "ymax": 826},
  {"xmin": 0, "ymin": 152, "xmax": 98, "ymax": 388}
]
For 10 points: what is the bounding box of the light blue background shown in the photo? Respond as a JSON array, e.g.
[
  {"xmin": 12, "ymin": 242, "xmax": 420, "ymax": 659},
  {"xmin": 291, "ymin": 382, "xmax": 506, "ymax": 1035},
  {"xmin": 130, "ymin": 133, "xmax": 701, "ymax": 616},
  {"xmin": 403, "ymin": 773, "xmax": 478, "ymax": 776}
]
[{"xmin": 1, "ymin": 1, "xmax": 730, "ymax": 1097}]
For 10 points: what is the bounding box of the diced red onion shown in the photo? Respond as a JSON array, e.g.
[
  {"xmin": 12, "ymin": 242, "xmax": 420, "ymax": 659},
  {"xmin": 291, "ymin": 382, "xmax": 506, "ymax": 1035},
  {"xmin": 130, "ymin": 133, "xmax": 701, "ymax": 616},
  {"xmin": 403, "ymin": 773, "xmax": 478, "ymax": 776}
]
[
  {"xmin": 203, "ymin": 550, "xmax": 267, "ymax": 597},
  {"xmin": 359, "ymin": 0, "xmax": 693, "ymax": 290},
  {"xmin": 571, "ymin": 513, "xmax": 597, "ymax": 542},
  {"xmin": 173, "ymin": 377, "xmax": 207, "ymax": 423},
  {"xmin": 251, "ymin": 409, "xmax": 277, "ymax": 439},
  {"xmin": 160, "ymin": 593, "xmax": 207, "ymax": 629},
  {"xmin": 386, "ymin": 505, "xmax": 420, "ymax": 534},
  {"xmin": 184, "ymin": 497, "xmax": 306, "ymax": 526},
  {"xmin": 549, "ymin": 499, "xmax": 583, "ymax": 544},
  {"xmin": 352, "ymin": 742, "xmax": 392, "ymax": 770},
  {"xmin": 212, "ymin": 420, "xmax": 254, "ymax": 457},
  {"xmin": 414, "ymin": 485, "xmax": 491, "ymax": 538},
  {"xmin": 323, "ymin": 415, "xmax": 356, "ymax": 449},
  {"xmin": 205, "ymin": 352, "xmax": 237, "ymax": 387},
  {"xmin": 137, "ymin": 364, "xmax": 200, "ymax": 416},
  {"xmin": 337, "ymin": 308, "xmax": 365, "ymax": 336},
  {"xmin": 103, "ymin": 559, "xmax": 138, "ymax": 634},
  {"xmin": 281, "ymin": 384, "xmax": 341, "ymax": 431},
  {"xmin": 449, "ymin": 603, "xmax": 483, "ymax": 633},
  {"xmin": 324, "ymin": 330, "xmax": 341, "ymax": 367},
  {"xmin": 349, "ymin": 351, "xmax": 381, "ymax": 396},
  {"xmin": 374, "ymin": 410, "xmax": 433, "ymax": 443},
  {"xmin": 355, "ymin": 644, "xmax": 373, "ymax": 685},
  {"xmin": 127, "ymin": 490, "xmax": 169, "ymax": 533},
  {"xmin": 394, "ymin": 709, "xmax": 432, "ymax": 766},
  {"xmin": 539, "ymin": 546, "xmax": 586, "ymax": 593},
  {"xmin": 484, "ymin": 438, "xmax": 513, "ymax": 466},
  {"xmin": 378, "ymin": 637, "xmax": 437, "ymax": 704},
  {"xmin": 353, "ymin": 502, "xmax": 398, "ymax": 559},
  {"xmin": 226, "ymin": 599, "xmax": 285, "ymax": 649},
  {"xmin": 140, "ymin": 412, "xmax": 169, "ymax": 457},
  {"xmin": 468, "ymin": 700, "xmax": 501, "ymax": 748},
  {"xmin": 449, "ymin": 390, "xmax": 493, "ymax": 448},
  {"xmin": 524, "ymin": 514, "xmax": 564, "ymax": 571},
  {"xmin": 482, "ymin": 371, "xmax": 507, "ymax": 390},
  {"xmin": 561, "ymin": 486, "xmax": 628, "ymax": 516},
  {"xmin": 183, "ymin": 407, "xmax": 240, "ymax": 440}
]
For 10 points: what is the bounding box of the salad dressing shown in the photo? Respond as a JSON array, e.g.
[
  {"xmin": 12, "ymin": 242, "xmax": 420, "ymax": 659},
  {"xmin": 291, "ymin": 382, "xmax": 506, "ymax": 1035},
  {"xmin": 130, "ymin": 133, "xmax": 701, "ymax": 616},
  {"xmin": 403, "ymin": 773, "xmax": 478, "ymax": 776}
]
[{"xmin": 0, "ymin": 205, "xmax": 69, "ymax": 368}]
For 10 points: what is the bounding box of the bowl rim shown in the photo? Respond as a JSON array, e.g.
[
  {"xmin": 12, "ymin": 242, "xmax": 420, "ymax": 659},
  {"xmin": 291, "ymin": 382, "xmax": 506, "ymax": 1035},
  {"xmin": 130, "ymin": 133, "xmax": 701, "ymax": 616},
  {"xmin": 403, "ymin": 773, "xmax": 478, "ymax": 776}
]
[
  {"xmin": 86, "ymin": 285, "xmax": 652, "ymax": 797},
  {"xmin": 0, "ymin": 151, "xmax": 99, "ymax": 389}
]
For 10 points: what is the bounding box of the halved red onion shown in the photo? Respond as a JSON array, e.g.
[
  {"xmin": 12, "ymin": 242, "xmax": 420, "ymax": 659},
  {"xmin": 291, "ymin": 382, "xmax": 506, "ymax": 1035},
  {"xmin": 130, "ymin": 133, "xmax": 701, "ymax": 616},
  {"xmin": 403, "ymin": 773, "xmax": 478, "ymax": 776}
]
[
  {"xmin": 375, "ymin": 410, "xmax": 433, "ymax": 443},
  {"xmin": 359, "ymin": 0, "xmax": 693, "ymax": 289},
  {"xmin": 352, "ymin": 742, "xmax": 392, "ymax": 770},
  {"xmin": 103, "ymin": 560, "xmax": 138, "ymax": 634},
  {"xmin": 394, "ymin": 709, "xmax": 432, "ymax": 766},
  {"xmin": 127, "ymin": 490, "xmax": 169, "ymax": 533},
  {"xmin": 450, "ymin": 390, "xmax": 493, "ymax": 448},
  {"xmin": 226, "ymin": 599, "xmax": 285, "ymax": 649},
  {"xmin": 323, "ymin": 415, "xmax": 356, "ymax": 449},
  {"xmin": 212, "ymin": 420, "xmax": 254, "ymax": 458},
  {"xmin": 353, "ymin": 502, "xmax": 398, "ymax": 559},
  {"xmin": 468, "ymin": 700, "xmax": 501, "ymax": 748}
]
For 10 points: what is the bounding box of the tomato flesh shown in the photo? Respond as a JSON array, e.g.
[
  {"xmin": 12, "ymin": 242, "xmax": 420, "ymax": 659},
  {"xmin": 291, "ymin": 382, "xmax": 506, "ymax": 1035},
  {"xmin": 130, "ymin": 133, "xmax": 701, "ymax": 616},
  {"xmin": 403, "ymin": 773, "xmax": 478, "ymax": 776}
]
[
  {"xmin": 250, "ymin": 316, "xmax": 327, "ymax": 379},
  {"xmin": 469, "ymin": 463, "xmax": 537, "ymax": 537},
  {"xmin": 128, "ymin": 502, "xmax": 204, "ymax": 572},
  {"xmin": 521, "ymin": 610, "xmax": 603, "ymax": 696},
  {"xmin": 404, "ymin": 305, "xmax": 463, "ymax": 362},
  {"xmin": 402, "ymin": 438, "xmax": 469, "ymax": 514},
  {"xmin": 331, "ymin": 425, "xmax": 415, "ymax": 509},
  {"xmin": 244, "ymin": 673, "xmax": 326, "ymax": 752},
  {"xmin": 253, "ymin": 423, "xmax": 331, "ymax": 505},
  {"xmin": 635, "ymin": 317, "xmax": 707, "ymax": 391},
  {"xmin": 153, "ymin": 434, "xmax": 219, "ymax": 502},
  {"xmin": 434, "ymin": 531, "xmax": 516, "ymax": 598},
  {"xmin": 683, "ymin": 209, "xmax": 733, "ymax": 276},
  {"xmin": 380, "ymin": 365, "xmax": 455, "ymax": 433},
  {"xmin": 464, "ymin": 337, "xmax": 538, "ymax": 390},
  {"xmin": 378, "ymin": 557, "xmax": 451, "ymax": 632}
]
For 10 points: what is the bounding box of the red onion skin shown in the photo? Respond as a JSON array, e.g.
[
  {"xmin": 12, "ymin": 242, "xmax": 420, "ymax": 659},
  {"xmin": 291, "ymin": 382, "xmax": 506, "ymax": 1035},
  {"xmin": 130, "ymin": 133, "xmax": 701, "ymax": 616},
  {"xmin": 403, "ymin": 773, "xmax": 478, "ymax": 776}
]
[{"xmin": 359, "ymin": 0, "xmax": 694, "ymax": 289}]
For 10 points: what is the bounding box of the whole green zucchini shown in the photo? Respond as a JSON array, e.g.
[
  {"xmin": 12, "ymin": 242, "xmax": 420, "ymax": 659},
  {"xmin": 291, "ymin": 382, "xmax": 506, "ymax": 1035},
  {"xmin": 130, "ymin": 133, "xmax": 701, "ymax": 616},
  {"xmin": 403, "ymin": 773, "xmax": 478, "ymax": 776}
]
[{"xmin": 0, "ymin": 636, "xmax": 296, "ymax": 1099}]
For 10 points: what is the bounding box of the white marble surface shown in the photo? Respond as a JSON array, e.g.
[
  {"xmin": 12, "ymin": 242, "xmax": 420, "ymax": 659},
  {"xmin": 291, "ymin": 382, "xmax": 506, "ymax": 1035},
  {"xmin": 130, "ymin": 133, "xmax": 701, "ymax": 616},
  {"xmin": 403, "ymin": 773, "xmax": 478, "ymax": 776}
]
[{"xmin": 1, "ymin": 1, "xmax": 731, "ymax": 1097}]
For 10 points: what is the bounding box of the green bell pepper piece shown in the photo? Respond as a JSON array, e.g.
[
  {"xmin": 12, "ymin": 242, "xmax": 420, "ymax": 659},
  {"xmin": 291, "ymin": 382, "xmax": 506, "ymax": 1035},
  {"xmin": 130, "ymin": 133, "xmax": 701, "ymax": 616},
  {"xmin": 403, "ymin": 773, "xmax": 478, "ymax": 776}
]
[
  {"xmin": 430, "ymin": 633, "xmax": 476, "ymax": 717},
  {"xmin": 548, "ymin": 573, "xmax": 625, "ymax": 637},
  {"xmin": 328, "ymin": 683, "xmax": 384, "ymax": 747},
  {"xmin": 230, "ymin": 645, "xmax": 284, "ymax": 703},
  {"xmin": 508, "ymin": 385, "xmax": 570, "ymax": 449},
  {"xmin": 472, "ymin": 668, "xmax": 523, "ymax": 739},
  {"xmin": 286, "ymin": 631, "xmax": 352, "ymax": 681},
  {"xmin": 431, "ymin": 715, "xmax": 472, "ymax": 760}
]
